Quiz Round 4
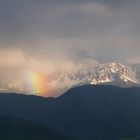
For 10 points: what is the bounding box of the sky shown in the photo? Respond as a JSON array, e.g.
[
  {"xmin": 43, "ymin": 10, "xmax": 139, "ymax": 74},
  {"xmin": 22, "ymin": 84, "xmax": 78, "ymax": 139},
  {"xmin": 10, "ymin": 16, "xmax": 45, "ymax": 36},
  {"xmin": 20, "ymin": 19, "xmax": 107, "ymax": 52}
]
[
  {"xmin": 0, "ymin": 0, "xmax": 140, "ymax": 68},
  {"xmin": 0, "ymin": 0, "xmax": 140, "ymax": 95}
]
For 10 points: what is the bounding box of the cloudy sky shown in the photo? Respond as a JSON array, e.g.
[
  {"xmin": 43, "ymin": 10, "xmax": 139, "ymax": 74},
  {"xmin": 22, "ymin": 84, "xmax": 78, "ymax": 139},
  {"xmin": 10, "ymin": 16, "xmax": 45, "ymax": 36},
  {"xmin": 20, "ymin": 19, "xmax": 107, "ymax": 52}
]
[{"xmin": 0, "ymin": 0, "xmax": 140, "ymax": 74}]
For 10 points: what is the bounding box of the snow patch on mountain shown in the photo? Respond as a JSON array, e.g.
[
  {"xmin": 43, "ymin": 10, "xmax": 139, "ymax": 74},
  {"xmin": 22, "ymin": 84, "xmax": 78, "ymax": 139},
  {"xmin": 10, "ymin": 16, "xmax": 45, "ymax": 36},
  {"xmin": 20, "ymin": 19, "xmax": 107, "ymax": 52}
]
[
  {"xmin": 0, "ymin": 62, "xmax": 139, "ymax": 96},
  {"xmin": 56, "ymin": 62, "xmax": 138, "ymax": 84}
]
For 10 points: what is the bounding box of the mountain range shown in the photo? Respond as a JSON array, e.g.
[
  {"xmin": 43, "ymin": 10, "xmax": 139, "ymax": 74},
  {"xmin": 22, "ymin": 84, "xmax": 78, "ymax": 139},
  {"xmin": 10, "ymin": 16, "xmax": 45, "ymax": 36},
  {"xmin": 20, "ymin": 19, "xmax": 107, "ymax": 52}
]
[
  {"xmin": 0, "ymin": 62, "xmax": 139, "ymax": 96},
  {"xmin": 54, "ymin": 62, "xmax": 138, "ymax": 84},
  {"xmin": 0, "ymin": 116, "xmax": 72, "ymax": 140},
  {"xmin": 0, "ymin": 85, "xmax": 140, "ymax": 140}
]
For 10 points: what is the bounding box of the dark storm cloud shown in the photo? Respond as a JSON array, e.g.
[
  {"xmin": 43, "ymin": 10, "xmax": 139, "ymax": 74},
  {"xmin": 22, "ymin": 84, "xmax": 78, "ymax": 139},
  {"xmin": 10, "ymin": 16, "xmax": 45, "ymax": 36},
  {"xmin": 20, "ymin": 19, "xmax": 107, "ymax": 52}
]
[
  {"xmin": 0, "ymin": 0, "xmax": 140, "ymax": 65},
  {"xmin": 0, "ymin": 0, "xmax": 137, "ymax": 40},
  {"xmin": 33, "ymin": 0, "xmax": 131, "ymax": 6},
  {"xmin": 0, "ymin": 0, "xmax": 133, "ymax": 38}
]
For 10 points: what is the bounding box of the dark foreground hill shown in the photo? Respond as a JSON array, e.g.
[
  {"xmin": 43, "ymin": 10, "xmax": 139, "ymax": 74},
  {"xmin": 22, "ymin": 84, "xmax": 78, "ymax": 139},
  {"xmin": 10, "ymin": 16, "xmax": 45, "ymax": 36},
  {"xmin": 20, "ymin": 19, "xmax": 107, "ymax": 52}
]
[
  {"xmin": 0, "ymin": 116, "xmax": 72, "ymax": 140},
  {"xmin": 0, "ymin": 85, "xmax": 140, "ymax": 140}
]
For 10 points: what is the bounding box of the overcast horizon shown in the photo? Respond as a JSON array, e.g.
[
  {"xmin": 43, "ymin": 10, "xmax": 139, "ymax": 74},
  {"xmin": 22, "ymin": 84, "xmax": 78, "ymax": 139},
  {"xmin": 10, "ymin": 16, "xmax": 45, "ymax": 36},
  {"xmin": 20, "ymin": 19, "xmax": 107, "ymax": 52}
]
[
  {"xmin": 0, "ymin": 0, "xmax": 140, "ymax": 96},
  {"xmin": 0, "ymin": 0, "xmax": 140, "ymax": 68}
]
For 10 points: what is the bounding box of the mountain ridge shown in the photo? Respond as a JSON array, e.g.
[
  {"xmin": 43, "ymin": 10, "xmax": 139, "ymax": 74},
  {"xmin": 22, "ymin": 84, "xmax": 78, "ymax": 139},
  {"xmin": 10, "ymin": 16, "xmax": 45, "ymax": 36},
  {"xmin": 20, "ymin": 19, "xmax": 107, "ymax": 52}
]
[
  {"xmin": 0, "ymin": 116, "xmax": 72, "ymax": 140},
  {"xmin": 0, "ymin": 85, "xmax": 140, "ymax": 139},
  {"xmin": 0, "ymin": 62, "xmax": 139, "ymax": 96}
]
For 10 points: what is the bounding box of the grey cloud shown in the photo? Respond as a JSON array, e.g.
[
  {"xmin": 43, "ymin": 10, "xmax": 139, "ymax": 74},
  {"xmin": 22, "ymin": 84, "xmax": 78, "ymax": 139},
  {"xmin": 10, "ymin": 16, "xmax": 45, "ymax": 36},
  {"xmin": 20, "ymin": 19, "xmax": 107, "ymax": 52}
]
[{"xmin": 0, "ymin": 0, "xmax": 140, "ymax": 65}]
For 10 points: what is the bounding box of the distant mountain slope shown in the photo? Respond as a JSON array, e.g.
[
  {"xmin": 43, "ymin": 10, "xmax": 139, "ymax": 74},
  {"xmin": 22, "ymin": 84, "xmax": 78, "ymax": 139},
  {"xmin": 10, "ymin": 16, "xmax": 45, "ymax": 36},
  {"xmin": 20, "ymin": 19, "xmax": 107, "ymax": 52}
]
[
  {"xmin": 45, "ymin": 85, "xmax": 140, "ymax": 140},
  {"xmin": 0, "ymin": 62, "xmax": 139, "ymax": 96},
  {"xmin": 57, "ymin": 63, "xmax": 138, "ymax": 85},
  {"xmin": 0, "ymin": 116, "xmax": 72, "ymax": 140},
  {"xmin": 0, "ymin": 85, "xmax": 140, "ymax": 139}
]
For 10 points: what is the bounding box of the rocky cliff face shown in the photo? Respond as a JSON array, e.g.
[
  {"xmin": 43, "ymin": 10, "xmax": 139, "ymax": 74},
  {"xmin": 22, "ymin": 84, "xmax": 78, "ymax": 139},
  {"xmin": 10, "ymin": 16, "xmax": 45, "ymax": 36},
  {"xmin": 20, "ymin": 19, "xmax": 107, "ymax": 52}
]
[{"xmin": 53, "ymin": 62, "xmax": 138, "ymax": 85}]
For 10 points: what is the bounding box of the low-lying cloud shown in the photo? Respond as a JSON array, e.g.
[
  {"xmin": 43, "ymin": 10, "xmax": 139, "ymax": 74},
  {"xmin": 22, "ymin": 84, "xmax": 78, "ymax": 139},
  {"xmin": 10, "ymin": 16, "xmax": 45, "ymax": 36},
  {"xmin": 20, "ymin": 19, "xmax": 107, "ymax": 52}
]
[{"xmin": 0, "ymin": 0, "xmax": 139, "ymax": 96}]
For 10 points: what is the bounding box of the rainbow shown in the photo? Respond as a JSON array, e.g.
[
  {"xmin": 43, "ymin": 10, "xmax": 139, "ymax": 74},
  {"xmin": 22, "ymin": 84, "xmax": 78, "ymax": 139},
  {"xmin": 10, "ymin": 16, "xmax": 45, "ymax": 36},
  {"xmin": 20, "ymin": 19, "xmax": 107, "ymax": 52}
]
[{"xmin": 27, "ymin": 71, "xmax": 48, "ymax": 96}]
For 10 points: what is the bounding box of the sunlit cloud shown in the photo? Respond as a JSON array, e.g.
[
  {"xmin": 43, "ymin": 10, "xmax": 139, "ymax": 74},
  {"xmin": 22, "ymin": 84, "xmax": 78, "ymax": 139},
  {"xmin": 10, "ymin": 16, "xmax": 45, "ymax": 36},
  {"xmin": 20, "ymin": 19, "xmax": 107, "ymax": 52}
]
[
  {"xmin": 0, "ymin": 0, "xmax": 139, "ymax": 96},
  {"xmin": 0, "ymin": 48, "xmax": 25, "ymax": 67}
]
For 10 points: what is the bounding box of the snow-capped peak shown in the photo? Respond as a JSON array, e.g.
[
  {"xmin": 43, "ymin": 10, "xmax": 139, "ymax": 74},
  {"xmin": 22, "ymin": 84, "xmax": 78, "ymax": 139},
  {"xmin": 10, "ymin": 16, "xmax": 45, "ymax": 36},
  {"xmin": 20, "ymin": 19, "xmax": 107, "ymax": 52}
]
[
  {"xmin": 88, "ymin": 62, "xmax": 138, "ymax": 85},
  {"xmin": 51, "ymin": 62, "xmax": 139, "ymax": 87},
  {"xmin": 0, "ymin": 62, "xmax": 139, "ymax": 96}
]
